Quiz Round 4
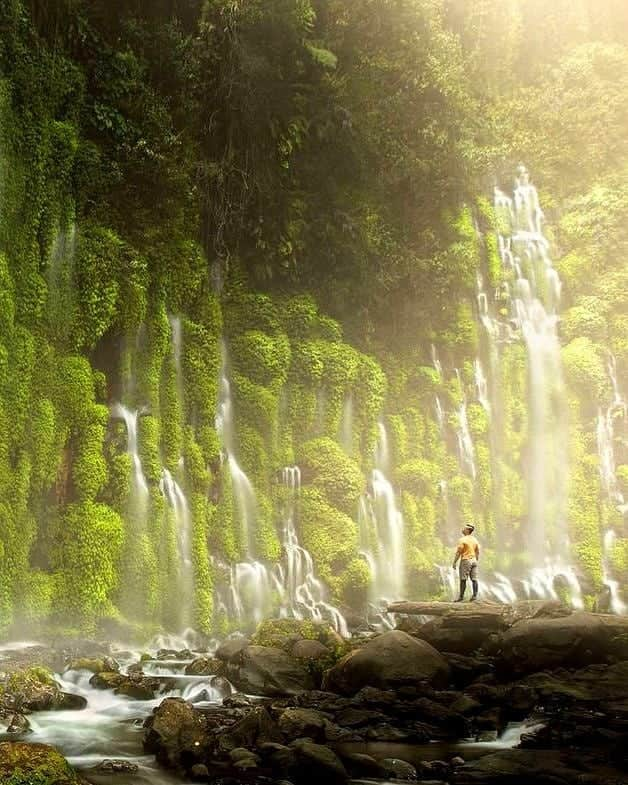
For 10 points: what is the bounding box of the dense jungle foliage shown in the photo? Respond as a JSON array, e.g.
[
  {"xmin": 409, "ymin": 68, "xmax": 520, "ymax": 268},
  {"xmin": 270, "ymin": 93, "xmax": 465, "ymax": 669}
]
[{"xmin": 0, "ymin": 0, "xmax": 627, "ymax": 635}]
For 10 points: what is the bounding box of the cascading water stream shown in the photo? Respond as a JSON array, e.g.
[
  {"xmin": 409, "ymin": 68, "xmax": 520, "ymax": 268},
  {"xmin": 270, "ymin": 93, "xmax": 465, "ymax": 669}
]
[
  {"xmin": 494, "ymin": 167, "xmax": 569, "ymax": 563},
  {"xmin": 359, "ymin": 423, "xmax": 405, "ymax": 620},
  {"xmin": 111, "ymin": 404, "xmax": 149, "ymax": 526},
  {"xmin": 215, "ymin": 341, "xmax": 257, "ymax": 556}
]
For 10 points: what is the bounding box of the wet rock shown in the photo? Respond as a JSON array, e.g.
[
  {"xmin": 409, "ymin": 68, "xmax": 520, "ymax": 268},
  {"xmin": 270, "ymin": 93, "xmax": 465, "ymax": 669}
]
[
  {"xmin": 291, "ymin": 639, "xmax": 331, "ymax": 661},
  {"xmin": 115, "ymin": 677, "xmax": 160, "ymax": 700},
  {"xmin": 0, "ymin": 741, "xmax": 82, "ymax": 784},
  {"xmin": 216, "ymin": 637, "xmax": 250, "ymax": 663},
  {"xmin": 144, "ymin": 697, "xmax": 210, "ymax": 768},
  {"xmin": 65, "ymin": 657, "xmax": 119, "ymax": 674},
  {"xmin": 334, "ymin": 707, "xmax": 387, "ymax": 727},
  {"xmin": 6, "ymin": 713, "xmax": 31, "ymax": 734},
  {"xmin": 323, "ymin": 631, "xmax": 449, "ymax": 695},
  {"xmin": 493, "ymin": 612, "xmax": 628, "ymax": 675},
  {"xmin": 92, "ymin": 758, "xmax": 140, "ymax": 774},
  {"xmin": 210, "ymin": 675, "xmax": 232, "ymax": 699},
  {"xmin": 451, "ymin": 756, "xmax": 466, "ymax": 767},
  {"xmin": 450, "ymin": 749, "xmax": 602, "ymax": 784},
  {"xmin": 224, "ymin": 645, "xmax": 315, "ymax": 696},
  {"xmin": 190, "ymin": 762, "xmax": 210, "ymax": 780},
  {"xmin": 223, "ymin": 692, "xmax": 253, "ymax": 709},
  {"xmin": 289, "ymin": 739, "xmax": 348, "ymax": 785},
  {"xmin": 1, "ymin": 667, "xmax": 61, "ymax": 711},
  {"xmin": 259, "ymin": 741, "xmax": 298, "ymax": 773},
  {"xmin": 449, "ymin": 695, "xmax": 482, "ymax": 716},
  {"xmin": 185, "ymin": 656, "xmax": 224, "ymax": 676},
  {"xmin": 57, "ymin": 692, "xmax": 88, "ymax": 710},
  {"xmin": 365, "ymin": 723, "xmax": 414, "ymax": 742},
  {"xmin": 340, "ymin": 751, "xmax": 386, "ymax": 778},
  {"xmin": 90, "ymin": 671, "xmax": 126, "ymax": 690},
  {"xmin": 381, "ymin": 757, "xmax": 418, "ymax": 780},
  {"xmin": 278, "ymin": 708, "xmax": 329, "ymax": 741},
  {"xmin": 444, "ymin": 653, "xmax": 494, "ymax": 687},
  {"xmin": 412, "ymin": 609, "xmax": 510, "ymax": 655},
  {"xmin": 217, "ymin": 706, "xmax": 282, "ymax": 752}
]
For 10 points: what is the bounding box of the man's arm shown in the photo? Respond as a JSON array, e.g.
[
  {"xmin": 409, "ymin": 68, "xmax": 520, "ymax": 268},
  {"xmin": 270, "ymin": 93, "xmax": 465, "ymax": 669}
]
[
  {"xmin": 475, "ymin": 543, "xmax": 480, "ymax": 560},
  {"xmin": 452, "ymin": 543, "xmax": 462, "ymax": 569}
]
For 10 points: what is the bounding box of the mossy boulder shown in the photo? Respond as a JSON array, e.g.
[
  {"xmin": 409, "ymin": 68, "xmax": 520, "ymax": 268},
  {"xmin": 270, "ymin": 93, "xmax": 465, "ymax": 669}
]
[
  {"xmin": 0, "ymin": 668, "xmax": 61, "ymax": 712},
  {"xmin": 252, "ymin": 619, "xmax": 344, "ymax": 653},
  {"xmin": 0, "ymin": 742, "xmax": 82, "ymax": 784}
]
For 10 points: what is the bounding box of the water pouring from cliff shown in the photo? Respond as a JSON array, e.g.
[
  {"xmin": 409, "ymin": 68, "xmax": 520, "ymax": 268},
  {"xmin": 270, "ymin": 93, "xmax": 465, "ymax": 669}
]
[{"xmin": 215, "ymin": 341, "xmax": 257, "ymax": 556}]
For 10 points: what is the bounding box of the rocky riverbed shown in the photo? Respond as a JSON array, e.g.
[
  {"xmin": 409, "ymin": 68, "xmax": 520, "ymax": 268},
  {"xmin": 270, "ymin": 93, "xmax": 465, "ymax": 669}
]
[{"xmin": 0, "ymin": 602, "xmax": 627, "ymax": 784}]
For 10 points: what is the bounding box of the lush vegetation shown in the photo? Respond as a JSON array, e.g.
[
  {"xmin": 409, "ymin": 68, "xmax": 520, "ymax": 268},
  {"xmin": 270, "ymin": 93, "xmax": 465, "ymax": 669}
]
[{"xmin": 0, "ymin": 0, "xmax": 626, "ymax": 635}]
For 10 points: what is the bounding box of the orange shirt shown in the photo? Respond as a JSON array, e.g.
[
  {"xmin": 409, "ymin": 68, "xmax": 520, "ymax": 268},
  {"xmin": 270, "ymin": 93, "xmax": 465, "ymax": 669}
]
[{"xmin": 457, "ymin": 534, "xmax": 479, "ymax": 561}]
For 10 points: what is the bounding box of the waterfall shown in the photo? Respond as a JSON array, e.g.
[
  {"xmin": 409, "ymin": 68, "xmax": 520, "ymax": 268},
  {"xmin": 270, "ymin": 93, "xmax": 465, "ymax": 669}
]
[
  {"xmin": 279, "ymin": 467, "xmax": 348, "ymax": 636},
  {"xmin": 492, "ymin": 166, "xmax": 569, "ymax": 563},
  {"xmin": 597, "ymin": 355, "xmax": 627, "ymax": 505},
  {"xmin": 474, "ymin": 358, "xmax": 490, "ymax": 415},
  {"xmin": 339, "ymin": 394, "xmax": 354, "ymax": 455},
  {"xmin": 359, "ymin": 423, "xmax": 405, "ymax": 616},
  {"xmin": 602, "ymin": 531, "xmax": 626, "ymax": 615},
  {"xmin": 159, "ymin": 466, "xmax": 193, "ymax": 625},
  {"xmin": 455, "ymin": 370, "xmax": 477, "ymax": 480},
  {"xmin": 219, "ymin": 464, "xmax": 348, "ymax": 635},
  {"xmin": 215, "ymin": 341, "xmax": 257, "ymax": 556},
  {"xmin": 111, "ymin": 403, "xmax": 149, "ymax": 524}
]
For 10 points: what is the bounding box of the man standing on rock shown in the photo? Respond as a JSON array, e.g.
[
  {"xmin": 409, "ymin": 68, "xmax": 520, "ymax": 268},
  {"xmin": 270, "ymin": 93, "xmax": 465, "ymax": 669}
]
[{"xmin": 452, "ymin": 524, "xmax": 480, "ymax": 602}]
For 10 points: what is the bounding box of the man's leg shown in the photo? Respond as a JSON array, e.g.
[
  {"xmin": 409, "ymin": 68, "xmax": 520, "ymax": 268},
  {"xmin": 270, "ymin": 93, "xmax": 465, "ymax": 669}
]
[
  {"xmin": 455, "ymin": 561, "xmax": 468, "ymax": 601},
  {"xmin": 470, "ymin": 562, "xmax": 478, "ymax": 601}
]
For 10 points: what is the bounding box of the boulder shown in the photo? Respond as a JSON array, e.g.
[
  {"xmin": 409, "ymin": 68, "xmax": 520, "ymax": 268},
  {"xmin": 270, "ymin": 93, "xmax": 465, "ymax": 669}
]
[
  {"xmin": 493, "ymin": 613, "xmax": 628, "ymax": 675},
  {"xmin": 292, "ymin": 639, "xmax": 331, "ymax": 661},
  {"xmin": 451, "ymin": 749, "xmax": 610, "ymax": 784},
  {"xmin": 411, "ymin": 609, "xmax": 511, "ymax": 655},
  {"xmin": 289, "ymin": 739, "xmax": 349, "ymax": 785},
  {"xmin": 90, "ymin": 671, "xmax": 126, "ymax": 690},
  {"xmin": 323, "ymin": 631, "xmax": 449, "ymax": 695},
  {"xmin": 6, "ymin": 714, "xmax": 31, "ymax": 734},
  {"xmin": 185, "ymin": 657, "xmax": 224, "ymax": 676},
  {"xmin": 279, "ymin": 707, "xmax": 329, "ymax": 740},
  {"xmin": 215, "ymin": 637, "xmax": 249, "ymax": 662},
  {"xmin": 340, "ymin": 751, "xmax": 386, "ymax": 778},
  {"xmin": 1, "ymin": 667, "xmax": 61, "ymax": 711},
  {"xmin": 217, "ymin": 706, "xmax": 282, "ymax": 751},
  {"xmin": 65, "ymin": 657, "xmax": 119, "ymax": 674},
  {"xmin": 381, "ymin": 757, "xmax": 418, "ymax": 780},
  {"xmin": 0, "ymin": 742, "xmax": 82, "ymax": 784},
  {"xmin": 57, "ymin": 692, "xmax": 88, "ymax": 711},
  {"xmin": 144, "ymin": 697, "xmax": 210, "ymax": 768},
  {"xmin": 224, "ymin": 645, "xmax": 315, "ymax": 696},
  {"xmin": 90, "ymin": 759, "xmax": 140, "ymax": 774}
]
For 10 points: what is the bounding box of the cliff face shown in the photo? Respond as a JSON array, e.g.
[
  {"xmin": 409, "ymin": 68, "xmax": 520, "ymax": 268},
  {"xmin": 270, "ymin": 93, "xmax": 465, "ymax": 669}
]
[{"xmin": 0, "ymin": 0, "xmax": 627, "ymax": 636}]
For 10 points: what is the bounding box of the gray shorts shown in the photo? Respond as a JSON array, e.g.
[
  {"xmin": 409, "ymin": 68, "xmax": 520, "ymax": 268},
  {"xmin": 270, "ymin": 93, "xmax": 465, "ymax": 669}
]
[{"xmin": 460, "ymin": 559, "xmax": 478, "ymax": 580}]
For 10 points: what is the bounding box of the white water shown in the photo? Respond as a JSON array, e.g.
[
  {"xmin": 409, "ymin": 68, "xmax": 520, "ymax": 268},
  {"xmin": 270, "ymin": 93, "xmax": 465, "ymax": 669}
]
[
  {"xmin": 111, "ymin": 404, "xmax": 149, "ymax": 524},
  {"xmin": 493, "ymin": 167, "xmax": 569, "ymax": 563},
  {"xmin": 339, "ymin": 393, "xmax": 354, "ymax": 455},
  {"xmin": 222, "ymin": 466, "xmax": 348, "ymax": 635},
  {"xmin": 456, "ymin": 370, "xmax": 477, "ymax": 480},
  {"xmin": 359, "ymin": 423, "xmax": 405, "ymax": 619},
  {"xmin": 0, "ymin": 640, "xmax": 227, "ymax": 785},
  {"xmin": 159, "ymin": 467, "xmax": 194, "ymax": 625},
  {"xmin": 215, "ymin": 342, "xmax": 257, "ymax": 556}
]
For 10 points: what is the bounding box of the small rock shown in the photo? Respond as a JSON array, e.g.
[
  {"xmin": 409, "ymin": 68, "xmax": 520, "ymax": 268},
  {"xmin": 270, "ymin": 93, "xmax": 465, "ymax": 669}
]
[
  {"xmin": 90, "ymin": 672, "xmax": 126, "ymax": 690},
  {"xmin": 451, "ymin": 756, "xmax": 465, "ymax": 767},
  {"xmin": 223, "ymin": 692, "xmax": 252, "ymax": 709},
  {"xmin": 279, "ymin": 708, "xmax": 328, "ymax": 741},
  {"xmin": 381, "ymin": 757, "xmax": 417, "ymax": 780},
  {"xmin": 340, "ymin": 751, "xmax": 385, "ymax": 778},
  {"xmin": 185, "ymin": 657, "xmax": 223, "ymax": 676},
  {"xmin": 7, "ymin": 714, "xmax": 31, "ymax": 734},
  {"xmin": 229, "ymin": 747, "xmax": 260, "ymax": 764},
  {"xmin": 190, "ymin": 763, "xmax": 209, "ymax": 780},
  {"xmin": 290, "ymin": 740, "xmax": 348, "ymax": 785},
  {"xmin": 93, "ymin": 759, "xmax": 140, "ymax": 774}
]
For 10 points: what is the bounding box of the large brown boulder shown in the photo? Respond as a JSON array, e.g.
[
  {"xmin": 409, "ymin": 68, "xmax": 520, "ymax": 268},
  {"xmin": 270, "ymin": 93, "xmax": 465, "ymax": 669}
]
[
  {"xmin": 224, "ymin": 645, "xmax": 315, "ymax": 696},
  {"xmin": 0, "ymin": 742, "xmax": 82, "ymax": 784},
  {"xmin": 451, "ymin": 749, "xmax": 616, "ymax": 784},
  {"xmin": 144, "ymin": 697, "xmax": 210, "ymax": 768},
  {"xmin": 492, "ymin": 612, "xmax": 628, "ymax": 675},
  {"xmin": 323, "ymin": 630, "xmax": 449, "ymax": 695}
]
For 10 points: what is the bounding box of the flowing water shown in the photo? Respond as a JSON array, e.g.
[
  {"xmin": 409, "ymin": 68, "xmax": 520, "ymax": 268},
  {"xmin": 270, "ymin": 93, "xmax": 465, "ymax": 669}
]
[
  {"xmin": 359, "ymin": 423, "xmax": 405, "ymax": 621},
  {"xmin": 0, "ymin": 639, "xmax": 227, "ymax": 785},
  {"xmin": 110, "ymin": 404, "xmax": 149, "ymax": 526}
]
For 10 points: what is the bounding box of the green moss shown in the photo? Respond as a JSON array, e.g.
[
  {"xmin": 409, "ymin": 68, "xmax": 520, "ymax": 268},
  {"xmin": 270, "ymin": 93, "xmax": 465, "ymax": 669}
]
[
  {"xmin": 0, "ymin": 742, "xmax": 81, "ymax": 785},
  {"xmin": 299, "ymin": 487, "xmax": 358, "ymax": 597},
  {"xmin": 298, "ymin": 437, "xmax": 364, "ymax": 516},
  {"xmin": 231, "ymin": 331, "xmax": 291, "ymax": 388},
  {"xmin": 51, "ymin": 502, "xmax": 124, "ymax": 631}
]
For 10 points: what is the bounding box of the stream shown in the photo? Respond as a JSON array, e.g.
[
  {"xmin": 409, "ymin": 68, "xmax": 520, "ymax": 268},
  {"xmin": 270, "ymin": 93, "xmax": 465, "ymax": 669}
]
[{"xmin": 0, "ymin": 639, "xmax": 537, "ymax": 784}]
